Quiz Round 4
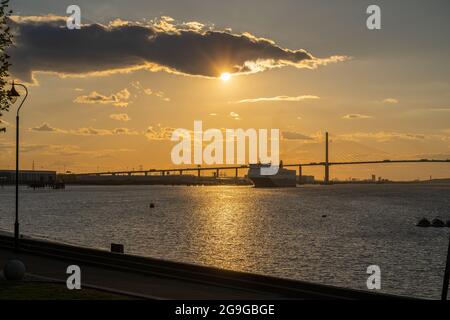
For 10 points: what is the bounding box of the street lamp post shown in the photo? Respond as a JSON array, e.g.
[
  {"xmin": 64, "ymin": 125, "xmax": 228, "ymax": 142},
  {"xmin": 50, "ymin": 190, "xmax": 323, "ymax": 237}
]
[{"xmin": 8, "ymin": 81, "xmax": 28, "ymax": 252}]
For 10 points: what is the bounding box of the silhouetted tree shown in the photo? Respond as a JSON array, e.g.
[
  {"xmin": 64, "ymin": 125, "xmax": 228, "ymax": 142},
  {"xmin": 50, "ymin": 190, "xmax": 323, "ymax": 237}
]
[{"xmin": 0, "ymin": 0, "xmax": 13, "ymax": 133}]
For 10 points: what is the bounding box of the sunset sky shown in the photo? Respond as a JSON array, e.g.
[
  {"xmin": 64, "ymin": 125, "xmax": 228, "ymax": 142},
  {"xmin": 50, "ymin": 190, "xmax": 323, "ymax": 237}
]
[{"xmin": 0, "ymin": 0, "xmax": 449, "ymax": 180}]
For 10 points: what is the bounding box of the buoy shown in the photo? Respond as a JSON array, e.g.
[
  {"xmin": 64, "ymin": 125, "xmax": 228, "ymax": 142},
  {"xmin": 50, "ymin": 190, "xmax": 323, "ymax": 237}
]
[
  {"xmin": 416, "ymin": 218, "xmax": 430, "ymax": 227},
  {"xmin": 149, "ymin": 203, "xmax": 155, "ymax": 208},
  {"xmin": 431, "ymin": 218, "xmax": 445, "ymax": 228}
]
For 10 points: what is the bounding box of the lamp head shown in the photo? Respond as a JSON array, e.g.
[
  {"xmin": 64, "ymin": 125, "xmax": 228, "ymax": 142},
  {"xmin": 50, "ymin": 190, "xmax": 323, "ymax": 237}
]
[{"xmin": 8, "ymin": 81, "xmax": 20, "ymax": 104}]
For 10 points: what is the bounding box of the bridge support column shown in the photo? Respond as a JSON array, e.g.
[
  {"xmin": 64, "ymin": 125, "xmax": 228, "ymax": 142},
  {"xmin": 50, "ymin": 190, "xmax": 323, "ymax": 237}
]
[
  {"xmin": 216, "ymin": 169, "xmax": 220, "ymax": 177},
  {"xmin": 235, "ymin": 168, "xmax": 238, "ymax": 178},
  {"xmin": 298, "ymin": 165, "xmax": 302, "ymax": 184},
  {"xmin": 197, "ymin": 169, "xmax": 200, "ymax": 177},
  {"xmin": 179, "ymin": 170, "xmax": 183, "ymax": 175}
]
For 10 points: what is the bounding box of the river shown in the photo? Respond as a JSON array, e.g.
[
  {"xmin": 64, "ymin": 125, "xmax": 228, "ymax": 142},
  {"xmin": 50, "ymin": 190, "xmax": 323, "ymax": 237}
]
[{"xmin": 0, "ymin": 183, "xmax": 449, "ymax": 299}]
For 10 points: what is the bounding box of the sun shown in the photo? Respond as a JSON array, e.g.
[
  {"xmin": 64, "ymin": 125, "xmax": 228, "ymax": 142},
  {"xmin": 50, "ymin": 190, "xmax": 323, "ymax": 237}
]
[{"xmin": 220, "ymin": 72, "xmax": 231, "ymax": 81}]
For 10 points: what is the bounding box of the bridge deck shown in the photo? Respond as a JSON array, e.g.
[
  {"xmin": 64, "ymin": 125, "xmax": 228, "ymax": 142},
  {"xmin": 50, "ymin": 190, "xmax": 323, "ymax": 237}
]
[{"xmin": 71, "ymin": 159, "xmax": 450, "ymax": 176}]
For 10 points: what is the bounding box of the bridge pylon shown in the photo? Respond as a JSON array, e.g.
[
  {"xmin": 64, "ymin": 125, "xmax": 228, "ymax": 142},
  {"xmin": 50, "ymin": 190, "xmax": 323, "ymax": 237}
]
[{"xmin": 324, "ymin": 132, "xmax": 330, "ymax": 184}]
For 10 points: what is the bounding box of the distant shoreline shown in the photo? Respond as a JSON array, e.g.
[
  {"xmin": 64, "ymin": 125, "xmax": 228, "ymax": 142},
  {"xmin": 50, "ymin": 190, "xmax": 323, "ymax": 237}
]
[{"xmin": 1, "ymin": 178, "xmax": 449, "ymax": 187}]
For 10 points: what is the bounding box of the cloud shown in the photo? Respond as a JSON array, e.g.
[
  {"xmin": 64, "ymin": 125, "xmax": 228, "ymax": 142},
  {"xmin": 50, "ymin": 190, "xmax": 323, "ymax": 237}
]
[
  {"xmin": 40, "ymin": 145, "xmax": 134, "ymax": 157},
  {"xmin": 73, "ymin": 127, "xmax": 112, "ymax": 136},
  {"xmin": 342, "ymin": 114, "xmax": 373, "ymax": 120},
  {"xmin": 337, "ymin": 131, "xmax": 449, "ymax": 142},
  {"xmin": 282, "ymin": 131, "xmax": 314, "ymax": 140},
  {"xmin": 28, "ymin": 123, "xmax": 138, "ymax": 136},
  {"xmin": 30, "ymin": 123, "xmax": 61, "ymax": 132},
  {"xmin": 153, "ymin": 91, "xmax": 170, "ymax": 102},
  {"xmin": 74, "ymin": 89, "xmax": 131, "ymax": 107},
  {"xmin": 0, "ymin": 139, "xmax": 134, "ymax": 158},
  {"xmin": 143, "ymin": 123, "xmax": 227, "ymax": 141},
  {"xmin": 110, "ymin": 113, "xmax": 130, "ymax": 122},
  {"xmin": 9, "ymin": 16, "xmax": 348, "ymax": 83},
  {"xmin": 430, "ymin": 107, "xmax": 450, "ymax": 112},
  {"xmin": 411, "ymin": 106, "xmax": 450, "ymax": 113},
  {"xmin": 0, "ymin": 140, "xmax": 52, "ymax": 153},
  {"xmin": 110, "ymin": 128, "xmax": 138, "ymax": 135},
  {"xmin": 72, "ymin": 127, "xmax": 139, "ymax": 136},
  {"xmin": 131, "ymin": 81, "xmax": 170, "ymax": 101},
  {"xmin": 145, "ymin": 125, "xmax": 176, "ymax": 141},
  {"xmin": 382, "ymin": 98, "xmax": 399, "ymax": 104},
  {"xmin": 229, "ymin": 112, "xmax": 241, "ymax": 120},
  {"xmin": 412, "ymin": 153, "xmax": 450, "ymax": 160},
  {"xmin": 232, "ymin": 95, "xmax": 320, "ymax": 104}
]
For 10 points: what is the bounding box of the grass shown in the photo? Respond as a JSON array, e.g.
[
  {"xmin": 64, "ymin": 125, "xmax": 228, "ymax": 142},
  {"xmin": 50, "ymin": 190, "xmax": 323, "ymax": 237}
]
[{"xmin": 0, "ymin": 281, "xmax": 134, "ymax": 300}]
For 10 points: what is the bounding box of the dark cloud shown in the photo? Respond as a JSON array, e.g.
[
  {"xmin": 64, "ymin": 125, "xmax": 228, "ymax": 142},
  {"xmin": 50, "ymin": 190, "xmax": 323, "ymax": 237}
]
[{"xmin": 8, "ymin": 16, "xmax": 347, "ymax": 82}]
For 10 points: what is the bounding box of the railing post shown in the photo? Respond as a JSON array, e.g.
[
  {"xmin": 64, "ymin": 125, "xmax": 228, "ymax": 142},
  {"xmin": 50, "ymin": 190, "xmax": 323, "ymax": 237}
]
[
  {"xmin": 298, "ymin": 165, "xmax": 302, "ymax": 184},
  {"xmin": 442, "ymin": 234, "xmax": 450, "ymax": 300}
]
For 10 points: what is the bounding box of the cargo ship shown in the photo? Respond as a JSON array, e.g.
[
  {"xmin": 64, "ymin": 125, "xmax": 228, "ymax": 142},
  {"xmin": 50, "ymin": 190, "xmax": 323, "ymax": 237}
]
[{"xmin": 247, "ymin": 161, "xmax": 297, "ymax": 188}]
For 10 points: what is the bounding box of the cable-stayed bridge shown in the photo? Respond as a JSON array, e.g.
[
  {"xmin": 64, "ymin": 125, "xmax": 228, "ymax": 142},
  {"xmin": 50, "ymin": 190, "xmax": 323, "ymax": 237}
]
[{"xmin": 72, "ymin": 132, "xmax": 449, "ymax": 184}]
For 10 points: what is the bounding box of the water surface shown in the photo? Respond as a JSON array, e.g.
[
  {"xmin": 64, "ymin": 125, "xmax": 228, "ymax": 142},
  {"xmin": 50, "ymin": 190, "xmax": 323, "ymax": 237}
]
[{"xmin": 0, "ymin": 184, "xmax": 449, "ymax": 299}]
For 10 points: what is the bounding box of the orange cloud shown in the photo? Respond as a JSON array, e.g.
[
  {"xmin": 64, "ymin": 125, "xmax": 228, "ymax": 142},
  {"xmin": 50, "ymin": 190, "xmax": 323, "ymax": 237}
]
[
  {"xmin": 110, "ymin": 113, "xmax": 131, "ymax": 122},
  {"xmin": 74, "ymin": 89, "xmax": 131, "ymax": 107},
  {"xmin": 232, "ymin": 95, "xmax": 320, "ymax": 104}
]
